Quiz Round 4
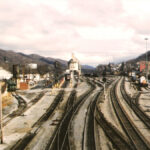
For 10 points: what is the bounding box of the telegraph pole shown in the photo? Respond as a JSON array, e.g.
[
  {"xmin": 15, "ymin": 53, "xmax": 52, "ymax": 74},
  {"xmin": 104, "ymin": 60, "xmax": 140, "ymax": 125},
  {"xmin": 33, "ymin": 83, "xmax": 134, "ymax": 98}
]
[
  {"xmin": 0, "ymin": 83, "xmax": 3, "ymax": 144},
  {"xmin": 145, "ymin": 38, "xmax": 148, "ymax": 81}
]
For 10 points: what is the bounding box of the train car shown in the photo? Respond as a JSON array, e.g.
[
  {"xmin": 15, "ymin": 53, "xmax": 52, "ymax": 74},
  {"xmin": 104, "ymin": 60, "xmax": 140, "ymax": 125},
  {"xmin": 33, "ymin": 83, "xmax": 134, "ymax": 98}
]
[{"xmin": 65, "ymin": 73, "xmax": 71, "ymax": 81}]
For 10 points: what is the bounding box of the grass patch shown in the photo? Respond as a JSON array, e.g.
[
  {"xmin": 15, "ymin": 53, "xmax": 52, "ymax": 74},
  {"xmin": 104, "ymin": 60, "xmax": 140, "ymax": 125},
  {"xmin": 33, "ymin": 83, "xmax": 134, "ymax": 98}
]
[{"xmin": 2, "ymin": 93, "xmax": 13, "ymax": 108}]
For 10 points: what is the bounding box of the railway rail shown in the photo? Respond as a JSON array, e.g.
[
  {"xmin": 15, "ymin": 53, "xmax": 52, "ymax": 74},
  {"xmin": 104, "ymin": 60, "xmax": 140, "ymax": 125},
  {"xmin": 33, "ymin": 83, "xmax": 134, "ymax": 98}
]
[
  {"xmin": 82, "ymin": 78, "xmax": 110, "ymax": 150},
  {"xmin": 121, "ymin": 77, "xmax": 150, "ymax": 129},
  {"xmin": 96, "ymin": 102, "xmax": 134, "ymax": 150},
  {"xmin": 10, "ymin": 81, "xmax": 67, "ymax": 150},
  {"xmin": 82, "ymin": 91, "xmax": 101, "ymax": 150},
  {"xmin": 111, "ymin": 78, "xmax": 150, "ymax": 150},
  {"xmin": 48, "ymin": 80, "xmax": 95, "ymax": 150},
  {"xmin": 3, "ymin": 92, "xmax": 45, "ymax": 126},
  {"xmin": 6, "ymin": 76, "xmax": 150, "ymax": 150},
  {"xmin": 94, "ymin": 77, "xmax": 134, "ymax": 150}
]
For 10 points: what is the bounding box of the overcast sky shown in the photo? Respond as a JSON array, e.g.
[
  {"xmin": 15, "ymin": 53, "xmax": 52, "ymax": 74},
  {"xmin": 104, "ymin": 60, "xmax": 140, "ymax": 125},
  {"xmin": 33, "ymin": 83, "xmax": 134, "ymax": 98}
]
[{"xmin": 0, "ymin": 0, "xmax": 150, "ymax": 66}]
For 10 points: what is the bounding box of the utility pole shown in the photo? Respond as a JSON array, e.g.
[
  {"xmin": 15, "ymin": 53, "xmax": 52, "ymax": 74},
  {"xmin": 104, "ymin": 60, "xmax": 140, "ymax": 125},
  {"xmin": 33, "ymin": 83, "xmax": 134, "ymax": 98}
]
[
  {"xmin": 0, "ymin": 83, "xmax": 3, "ymax": 144},
  {"xmin": 145, "ymin": 38, "xmax": 148, "ymax": 81}
]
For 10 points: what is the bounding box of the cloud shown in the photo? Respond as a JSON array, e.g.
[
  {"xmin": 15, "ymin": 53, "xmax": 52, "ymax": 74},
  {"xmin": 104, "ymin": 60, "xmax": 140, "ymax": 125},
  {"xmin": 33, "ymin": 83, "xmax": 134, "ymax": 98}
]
[
  {"xmin": 69, "ymin": 0, "xmax": 124, "ymax": 26},
  {"xmin": 0, "ymin": 0, "xmax": 150, "ymax": 66}
]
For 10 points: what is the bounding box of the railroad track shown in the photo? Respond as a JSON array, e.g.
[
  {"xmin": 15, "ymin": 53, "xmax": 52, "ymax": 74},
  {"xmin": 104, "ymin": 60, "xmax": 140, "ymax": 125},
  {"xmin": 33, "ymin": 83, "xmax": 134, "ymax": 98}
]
[
  {"xmin": 111, "ymin": 78, "xmax": 150, "ymax": 150},
  {"xmin": 33, "ymin": 81, "xmax": 68, "ymax": 126},
  {"xmin": 121, "ymin": 77, "xmax": 150, "ymax": 129},
  {"xmin": 94, "ymin": 77, "xmax": 134, "ymax": 150},
  {"xmin": 65, "ymin": 90, "xmax": 76, "ymax": 112},
  {"xmin": 3, "ymin": 91, "xmax": 46, "ymax": 126},
  {"xmin": 82, "ymin": 91, "xmax": 101, "ymax": 150},
  {"xmin": 5, "ymin": 81, "xmax": 68, "ymax": 128},
  {"xmin": 48, "ymin": 80, "xmax": 95, "ymax": 150},
  {"xmin": 82, "ymin": 78, "xmax": 111, "ymax": 150},
  {"xmin": 95, "ymin": 91, "xmax": 134, "ymax": 150},
  {"xmin": 47, "ymin": 83, "xmax": 78, "ymax": 150},
  {"xmin": 96, "ymin": 109, "xmax": 134, "ymax": 150},
  {"xmin": 10, "ymin": 81, "xmax": 67, "ymax": 150}
]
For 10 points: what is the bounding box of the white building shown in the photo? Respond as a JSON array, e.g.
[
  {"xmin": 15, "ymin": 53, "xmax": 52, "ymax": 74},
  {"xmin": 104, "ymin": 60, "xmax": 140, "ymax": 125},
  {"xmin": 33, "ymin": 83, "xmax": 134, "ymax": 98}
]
[
  {"xmin": 68, "ymin": 54, "xmax": 81, "ymax": 75},
  {"xmin": 0, "ymin": 67, "xmax": 12, "ymax": 80},
  {"xmin": 19, "ymin": 73, "xmax": 41, "ymax": 82}
]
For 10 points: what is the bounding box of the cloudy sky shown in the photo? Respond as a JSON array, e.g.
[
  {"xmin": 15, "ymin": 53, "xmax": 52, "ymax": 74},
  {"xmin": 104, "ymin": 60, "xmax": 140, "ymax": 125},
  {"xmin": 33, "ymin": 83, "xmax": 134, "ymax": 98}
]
[{"xmin": 0, "ymin": 0, "xmax": 150, "ymax": 66}]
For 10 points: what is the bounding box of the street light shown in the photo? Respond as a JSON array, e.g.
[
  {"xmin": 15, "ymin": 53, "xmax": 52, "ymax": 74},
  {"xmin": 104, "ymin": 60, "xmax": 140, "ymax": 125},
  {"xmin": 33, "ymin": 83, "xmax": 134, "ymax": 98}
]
[{"xmin": 145, "ymin": 38, "xmax": 148, "ymax": 81}]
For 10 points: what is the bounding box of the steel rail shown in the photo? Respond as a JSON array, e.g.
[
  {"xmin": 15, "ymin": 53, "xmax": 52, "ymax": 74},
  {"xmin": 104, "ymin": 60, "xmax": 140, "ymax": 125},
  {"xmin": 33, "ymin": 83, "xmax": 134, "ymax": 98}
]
[
  {"xmin": 121, "ymin": 77, "xmax": 150, "ymax": 129},
  {"xmin": 48, "ymin": 80, "xmax": 95, "ymax": 150},
  {"xmin": 10, "ymin": 81, "xmax": 67, "ymax": 150},
  {"xmin": 111, "ymin": 79, "xmax": 150, "ymax": 150},
  {"xmin": 82, "ymin": 91, "xmax": 101, "ymax": 150}
]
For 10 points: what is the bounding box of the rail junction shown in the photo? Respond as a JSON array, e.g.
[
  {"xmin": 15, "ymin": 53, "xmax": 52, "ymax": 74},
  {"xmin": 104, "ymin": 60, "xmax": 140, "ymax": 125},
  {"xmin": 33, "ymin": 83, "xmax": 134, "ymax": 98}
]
[{"xmin": 1, "ymin": 75, "xmax": 150, "ymax": 150}]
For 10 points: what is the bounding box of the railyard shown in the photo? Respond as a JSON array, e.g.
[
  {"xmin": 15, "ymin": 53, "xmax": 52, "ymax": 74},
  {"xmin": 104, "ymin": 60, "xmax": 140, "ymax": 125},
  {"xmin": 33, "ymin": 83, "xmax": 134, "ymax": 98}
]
[
  {"xmin": 0, "ymin": 75, "xmax": 149, "ymax": 150},
  {"xmin": 1, "ymin": 0, "xmax": 150, "ymax": 149}
]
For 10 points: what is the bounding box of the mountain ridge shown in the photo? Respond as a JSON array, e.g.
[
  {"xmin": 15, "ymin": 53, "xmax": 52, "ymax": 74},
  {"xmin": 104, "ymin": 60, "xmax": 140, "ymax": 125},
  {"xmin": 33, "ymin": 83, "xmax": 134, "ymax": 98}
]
[{"xmin": 0, "ymin": 48, "xmax": 99, "ymax": 73}]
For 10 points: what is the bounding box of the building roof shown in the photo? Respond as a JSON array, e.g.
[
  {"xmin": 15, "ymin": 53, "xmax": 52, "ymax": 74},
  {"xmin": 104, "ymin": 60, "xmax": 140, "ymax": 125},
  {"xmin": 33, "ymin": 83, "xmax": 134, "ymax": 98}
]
[{"xmin": 68, "ymin": 53, "xmax": 79, "ymax": 64}]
